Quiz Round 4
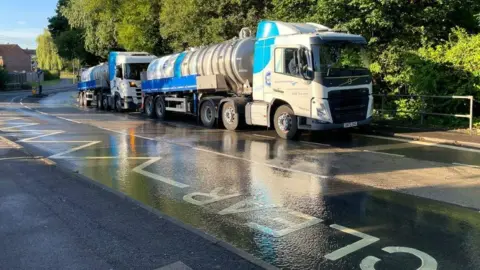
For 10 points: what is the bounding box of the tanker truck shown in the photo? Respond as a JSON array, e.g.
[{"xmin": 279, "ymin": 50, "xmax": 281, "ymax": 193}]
[
  {"xmin": 77, "ymin": 52, "xmax": 156, "ymax": 111},
  {"xmin": 142, "ymin": 20, "xmax": 373, "ymax": 139}
]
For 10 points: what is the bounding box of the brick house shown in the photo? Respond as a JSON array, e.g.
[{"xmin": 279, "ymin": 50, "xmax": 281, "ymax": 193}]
[{"xmin": 0, "ymin": 44, "xmax": 33, "ymax": 72}]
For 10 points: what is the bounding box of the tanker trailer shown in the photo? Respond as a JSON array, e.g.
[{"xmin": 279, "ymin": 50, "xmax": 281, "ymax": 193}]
[
  {"xmin": 78, "ymin": 52, "xmax": 156, "ymax": 111},
  {"xmin": 141, "ymin": 20, "xmax": 374, "ymax": 139},
  {"xmin": 77, "ymin": 63, "xmax": 108, "ymax": 107}
]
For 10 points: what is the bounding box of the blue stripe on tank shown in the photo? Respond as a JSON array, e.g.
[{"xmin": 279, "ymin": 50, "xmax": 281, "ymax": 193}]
[{"xmin": 174, "ymin": 52, "xmax": 186, "ymax": 77}]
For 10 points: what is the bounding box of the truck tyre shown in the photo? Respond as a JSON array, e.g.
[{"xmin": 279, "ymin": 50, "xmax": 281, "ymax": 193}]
[
  {"xmin": 86, "ymin": 99, "xmax": 91, "ymax": 107},
  {"xmin": 274, "ymin": 105, "xmax": 299, "ymax": 140},
  {"xmin": 79, "ymin": 92, "xmax": 84, "ymax": 107},
  {"xmin": 155, "ymin": 97, "xmax": 167, "ymax": 120},
  {"xmin": 144, "ymin": 96, "xmax": 155, "ymax": 118},
  {"xmin": 96, "ymin": 93, "xmax": 103, "ymax": 110},
  {"xmin": 200, "ymin": 101, "xmax": 216, "ymax": 128},
  {"xmin": 115, "ymin": 95, "xmax": 123, "ymax": 112},
  {"xmin": 102, "ymin": 95, "xmax": 110, "ymax": 111},
  {"xmin": 222, "ymin": 102, "xmax": 242, "ymax": 131}
]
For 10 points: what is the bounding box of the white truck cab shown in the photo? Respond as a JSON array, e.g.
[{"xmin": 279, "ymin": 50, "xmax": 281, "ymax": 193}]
[
  {"xmin": 248, "ymin": 21, "xmax": 373, "ymax": 138},
  {"xmin": 108, "ymin": 52, "xmax": 157, "ymax": 111}
]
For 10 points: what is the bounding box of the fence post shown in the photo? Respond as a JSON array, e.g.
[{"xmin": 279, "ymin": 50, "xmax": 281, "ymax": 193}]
[
  {"xmin": 420, "ymin": 96, "xmax": 425, "ymax": 125},
  {"xmin": 469, "ymin": 96, "xmax": 474, "ymax": 132}
]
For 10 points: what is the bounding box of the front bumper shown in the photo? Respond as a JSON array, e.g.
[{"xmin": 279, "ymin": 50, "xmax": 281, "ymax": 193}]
[{"xmin": 301, "ymin": 117, "xmax": 372, "ymax": 131}]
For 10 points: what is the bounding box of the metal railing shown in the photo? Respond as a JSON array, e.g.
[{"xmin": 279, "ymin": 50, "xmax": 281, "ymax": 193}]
[{"xmin": 374, "ymin": 94, "xmax": 474, "ymax": 130}]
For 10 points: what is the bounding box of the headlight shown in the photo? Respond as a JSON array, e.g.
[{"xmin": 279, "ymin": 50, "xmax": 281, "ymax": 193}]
[
  {"xmin": 129, "ymin": 82, "xmax": 137, "ymax": 87},
  {"xmin": 316, "ymin": 104, "xmax": 330, "ymax": 121}
]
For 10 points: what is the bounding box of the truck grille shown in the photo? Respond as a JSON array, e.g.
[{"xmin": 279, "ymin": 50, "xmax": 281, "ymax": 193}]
[
  {"xmin": 136, "ymin": 89, "xmax": 142, "ymax": 100},
  {"xmin": 328, "ymin": 88, "xmax": 369, "ymax": 124}
]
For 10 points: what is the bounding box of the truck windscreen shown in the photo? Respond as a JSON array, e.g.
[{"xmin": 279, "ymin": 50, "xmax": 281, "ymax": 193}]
[
  {"xmin": 312, "ymin": 43, "xmax": 369, "ymax": 77},
  {"xmin": 124, "ymin": 63, "xmax": 149, "ymax": 80}
]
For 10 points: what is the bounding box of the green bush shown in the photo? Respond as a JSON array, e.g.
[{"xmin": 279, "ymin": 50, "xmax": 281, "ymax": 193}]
[
  {"xmin": 43, "ymin": 70, "xmax": 60, "ymax": 81},
  {"xmin": 0, "ymin": 66, "xmax": 9, "ymax": 90}
]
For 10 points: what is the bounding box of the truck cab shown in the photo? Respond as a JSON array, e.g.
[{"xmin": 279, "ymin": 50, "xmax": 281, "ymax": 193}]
[
  {"xmin": 108, "ymin": 52, "xmax": 157, "ymax": 111},
  {"xmin": 248, "ymin": 21, "xmax": 373, "ymax": 139}
]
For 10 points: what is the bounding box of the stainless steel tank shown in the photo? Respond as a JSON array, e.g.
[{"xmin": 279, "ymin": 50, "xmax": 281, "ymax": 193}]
[
  {"xmin": 147, "ymin": 36, "xmax": 255, "ymax": 92},
  {"xmin": 81, "ymin": 63, "xmax": 108, "ymax": 88}
]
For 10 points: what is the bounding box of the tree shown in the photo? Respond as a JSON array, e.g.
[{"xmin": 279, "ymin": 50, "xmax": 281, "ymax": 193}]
[
  {"xmin": 61, "ymin": 0, "xmax": 120, "ymax": 58},
  {"xmin": 48, "ymin": 0, "xmax": 99, "ymax": 66},
  {"xmin": 36, "ymin": 29, "xmax": 63, "ymax": 71},
  {"xmin": 160, "ymin": 0, "xmax": 270, "ymax": 51},
  {"xmin": 116, "ymin": 0, "xmax": 170, "ymax": 55}
]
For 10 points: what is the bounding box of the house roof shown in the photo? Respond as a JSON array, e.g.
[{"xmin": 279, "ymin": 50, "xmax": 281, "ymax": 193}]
[
  {"xmin": 0, "ymin": 44, "xmax": 31, "ymax": 58},
  {"xmin": 24, "ymin": 49, "xmax": 36, "ymax": 56}
]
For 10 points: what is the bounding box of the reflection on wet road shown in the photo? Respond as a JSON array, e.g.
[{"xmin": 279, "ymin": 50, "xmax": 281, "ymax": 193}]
[{"xmin": 1, "ymin": 91, "xmax": 480, "ymax": 269}]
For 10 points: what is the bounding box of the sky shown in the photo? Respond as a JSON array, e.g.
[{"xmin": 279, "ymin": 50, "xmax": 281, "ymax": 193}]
[{"xmin": 0, "ymin": 0, "xmax": 58, "ymax": 49}]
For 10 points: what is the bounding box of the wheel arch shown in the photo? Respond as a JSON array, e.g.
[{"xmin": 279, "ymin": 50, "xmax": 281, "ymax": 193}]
[{"xmin": 268, "ymin": 98, "xmax": 291, "ymax": 128}]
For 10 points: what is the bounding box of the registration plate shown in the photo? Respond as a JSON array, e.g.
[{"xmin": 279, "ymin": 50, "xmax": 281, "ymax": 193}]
[{"xmin": 344, "ymin": 121, "xmax": 358, "ymax": 128}]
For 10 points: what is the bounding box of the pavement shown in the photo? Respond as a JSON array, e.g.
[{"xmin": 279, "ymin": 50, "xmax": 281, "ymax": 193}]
[
  {"xmin": 364, "ymin": 124, "xmax": 480, "ymax": 149},
  {"xmin": 1, "ymin": 86, "xmax": 480, "ymax": 269}
]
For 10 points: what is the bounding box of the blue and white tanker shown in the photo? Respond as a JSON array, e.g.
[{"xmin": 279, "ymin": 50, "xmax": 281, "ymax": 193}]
[
  {"xmin": 77, "ymin": 52, "xmax": 156, "ymax": 111},
  {"xmin": 141, "ymin": 20, "xmax": 373, "ymax": 139}
]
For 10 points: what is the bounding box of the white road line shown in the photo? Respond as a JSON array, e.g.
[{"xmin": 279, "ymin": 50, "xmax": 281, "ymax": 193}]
[
  {"xmin": 132, "ymin": 157, "xmax": 189, "ymax": 188},
  {"xmin": 56, "ymin": 116, "xmax": 82, "ymax": 124},
  {"xmin": 36, "ymin": 110, "xmax": 49, "ymax": 115},
  {"xmin": 452, "ymin": 162, "xmax": 480, "ymax": 169},
  {"xmin": 299, "ymin": 141, "xmax": 330, "ymax": 147},
  {"xmin": 19, "ymin": 131, "xmax": 64, "ymax": 142},
  {"xmin": 0, "ymin": 123, "xmax": 38, "ymax": 131},
  {"xmin": 49, "ymin": 141, "xmax": 101, "ymax": 159},
  {"xmin": 252, "ymin": 134, "xmax": 275, "ymax": 139},
  {"xmin": 194, "ymin": 146, "xmax": 330, "ymax": 179},
  {"xmin": 95, "ymin": 125, "xmax": 330, "ymax": 179},
  {"xmin": 358, "ymin": 134, "xmax": 480, "ymax": 153},
  {"xmin": 362, "ymin": 150, "xmax": 405, "ymax": 158}
]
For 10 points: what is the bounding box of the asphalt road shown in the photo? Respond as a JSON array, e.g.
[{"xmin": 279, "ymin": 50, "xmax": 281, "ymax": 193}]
[{"xmin": 1, "ymin": 88, "xmax": 480, "ymax": 269}]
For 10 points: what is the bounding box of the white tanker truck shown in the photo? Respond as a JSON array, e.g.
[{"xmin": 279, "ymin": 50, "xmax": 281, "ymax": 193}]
[
  {"xmin": 77, "ymin": 52, "xmax": 156, "ymax": 111},
  {"xmin": 141, "ymin": 20, "xmax": 373, "ymax": 139}
]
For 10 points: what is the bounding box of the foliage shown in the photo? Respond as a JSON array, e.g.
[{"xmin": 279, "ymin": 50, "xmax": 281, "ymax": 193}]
[
  {"xmin": 43, "ymin": 70, "xmax": 61, "ymax": 81},
  {"xmin": 160, "ymin": 0, "xmax": 270, "ymax": 51},
  {"xmin": 36, "ymin": 29, "xmax": 63, "ymax": 71},
  {"xmin": 48, "ymin": 0, "xmax": 99, "ymax": 65},
  {"xmin": 61, "ymin": 0, "xmax": 120, "ymax": 58},
  {"xmin": 0, "ymin": 66, "xmax": 9, "ymax": 90}
]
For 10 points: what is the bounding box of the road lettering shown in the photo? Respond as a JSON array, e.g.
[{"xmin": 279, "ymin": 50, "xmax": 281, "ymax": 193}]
[
  {"xmin": 360, "ymin": 246, "xmax": 437, "ymax": 270},
  {"xmin": 218, "ymin": 198, "xmax": 279, "ymax": 215},
  {"xmin": 247, "ymin": 210, "xmax": 322, "ymax": 237},
  {"xmin": 183, "ymin": 187, "xmax": 241, "ymax": 206},
  {"xmin": 324, "ymin": 224, "xmax": 379, "ymax": 261}
]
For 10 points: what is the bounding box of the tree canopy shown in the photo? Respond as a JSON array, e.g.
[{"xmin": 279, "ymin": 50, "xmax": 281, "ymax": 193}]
[
  {"xmin": 43, "ymin": 0, "xmax": 480, "ymax": 100},
  {"xmin": 36, "ymin": 29, "xmax": 63, "ymax": 71}
]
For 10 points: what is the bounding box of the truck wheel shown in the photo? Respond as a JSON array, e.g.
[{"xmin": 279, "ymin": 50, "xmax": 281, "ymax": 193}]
[
  {"xmin": 96, "ymin": 93, "xmax": 103, "ymax": 110},
  {"xmin": 86, "ymin": 99, "xmax": 92, "ymax": 107},
  {"xmin": 200, "ymin": 101, "xmax": 216, "ymax": 128},
  {"xmin": 274, "ymin": 105, "xmax": 299, "ymax": 140},
  {"xmin": 102, "ymin": 95, "xmax": 110, "ymax": 111},
  {"xmin": 155, "ymin": 97, "xmax": 167, "ymax": 120},
  {"xmin": 222, "ymin": 102, "xmax": 242, "ymax": 131},
  {"xmin": 78, "ymin": 93, "xmax": 84, "ymax": 107},
  {"xmin": 115, "ymin": 95, "xmax": 123, "ymax": 112},
  {"xmin": 144, "ymin": 96, "xmax": 155, "ymax": 118}
]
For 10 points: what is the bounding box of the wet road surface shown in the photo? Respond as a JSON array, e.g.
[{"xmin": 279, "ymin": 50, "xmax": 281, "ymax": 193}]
[{"xmin": 1, "ymin": 90, "xmax": 480, "ymax": 269}]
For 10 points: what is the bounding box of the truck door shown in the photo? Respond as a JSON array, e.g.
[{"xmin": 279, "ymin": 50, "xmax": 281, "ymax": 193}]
[{"xmin": 270, "ymin": 47, "xmax": 312, "ymax": 118}]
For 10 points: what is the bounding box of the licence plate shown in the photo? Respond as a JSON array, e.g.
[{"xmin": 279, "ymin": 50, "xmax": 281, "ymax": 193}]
[{"xmin": 344, "ymin": 121, "xmax": 358, "ymax": 128}]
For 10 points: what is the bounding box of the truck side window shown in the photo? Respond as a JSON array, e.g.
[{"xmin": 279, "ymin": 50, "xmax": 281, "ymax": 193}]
[
  {"xmin": 274, "ymin": 48, "xmax": 301, "ymax": 77},
  {"xmin": 115, "ymin": 65, "xmax": 123, "ymax": 79}
]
